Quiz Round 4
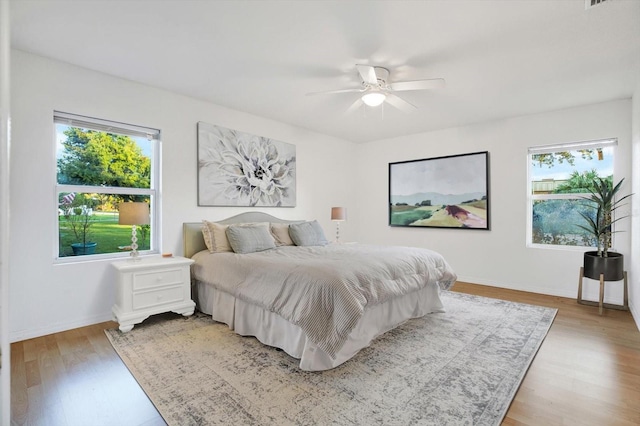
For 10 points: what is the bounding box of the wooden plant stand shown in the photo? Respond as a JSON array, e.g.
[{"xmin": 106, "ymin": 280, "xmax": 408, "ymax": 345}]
[{"xmin": 577, "ymin": 266, "xmax": 629, "ymax": 315}]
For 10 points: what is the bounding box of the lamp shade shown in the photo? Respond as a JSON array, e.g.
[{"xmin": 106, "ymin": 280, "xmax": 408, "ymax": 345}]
[
  {"xmin": 118, "ymin": 202, "xmax": 150, "ymax": 225},
  {"xmin": 331, "ymin": 207, "xmax": 346, "ymax": 221}
]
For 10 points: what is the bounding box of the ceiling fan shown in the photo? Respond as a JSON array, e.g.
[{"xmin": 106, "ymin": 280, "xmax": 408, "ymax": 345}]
[{"xmin": 306, "ymin": 64, "xmax": 445, "ymax": 113}]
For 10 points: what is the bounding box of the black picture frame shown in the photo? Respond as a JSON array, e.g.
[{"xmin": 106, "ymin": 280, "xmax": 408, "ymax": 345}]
[{"xmin": 389, "ymin": 151, "xmax": 490, "ymax": 229}]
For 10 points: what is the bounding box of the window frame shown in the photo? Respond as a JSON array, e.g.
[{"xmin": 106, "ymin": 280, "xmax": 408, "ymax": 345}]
[
  {"xmin": 53, "ymin": 111, "xmax": 161, "ymax": 263},
  {"xmin": 526, "ymin": 138, "xmax": 617, "ymax": 251}
]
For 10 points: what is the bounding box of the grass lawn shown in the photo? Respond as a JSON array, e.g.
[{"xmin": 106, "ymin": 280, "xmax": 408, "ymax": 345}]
[
  {"xmin": 59, "ymin": 212, "xmax": 150, "ymax": 257},
  {"xmin": 390, "ymin": 206, "xmax": 435, "ymax": 226}
]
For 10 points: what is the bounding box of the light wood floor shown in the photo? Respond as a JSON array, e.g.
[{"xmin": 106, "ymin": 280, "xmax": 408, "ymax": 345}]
[{"xmin": 10, "ymin": 282, "xmax": 640, "ymax": 425}]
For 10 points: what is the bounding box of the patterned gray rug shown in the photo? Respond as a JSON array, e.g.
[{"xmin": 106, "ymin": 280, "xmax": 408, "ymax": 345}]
[{"xmin": 105, "ymin": 291, "xmax": 556, "ymax": 426}]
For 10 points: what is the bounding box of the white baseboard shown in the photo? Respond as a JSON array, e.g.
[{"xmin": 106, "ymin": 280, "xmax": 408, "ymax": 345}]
[
  {"xmin": 456, "ymin": 275, "xmax": 625, "ymax": 305},
  {"xmin": 630, "ymin": 301, "xmax": 640, "ymax": 332},
  {"xmin": 456, "ymin": 275, "xmax": 577, "ymax": 298},
  {"xmin": 10, "ymin": 312, "xmax": 114, "ymax": 343},
  {"xmin": 12, "ymin": 278, "xmax": 638, "ymax": 341}
]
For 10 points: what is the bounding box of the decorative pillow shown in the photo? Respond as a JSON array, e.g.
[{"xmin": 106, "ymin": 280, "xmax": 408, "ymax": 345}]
[
  {"xmin": 201, "ymin": 220, "xmax": 232, "ymax": 253},
  {"xmin": 270, "ymin": 223, "xmax": 294, "ymax": 246},
  {"xmin": 226, "ymin": 223, "xmax": 276, "ymax": 254},
  {"xmin": 288, "ymin": 220, "xmax": 328, "ymax": 247}
]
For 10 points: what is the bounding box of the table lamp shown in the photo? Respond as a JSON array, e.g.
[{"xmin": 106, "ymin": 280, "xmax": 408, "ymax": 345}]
[
  {"xmin": 331, "ymin": 207, "xmax": 346, "ymax": 243},
  {"xmin": 119, "ymin": 202, "xmax": 150, "ymax": 259}
]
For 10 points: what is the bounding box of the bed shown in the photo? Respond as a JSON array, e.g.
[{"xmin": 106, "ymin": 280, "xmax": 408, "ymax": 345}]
[{"xmin": 183, "ymin": 212, "xmax": 457, "ymax": 371}]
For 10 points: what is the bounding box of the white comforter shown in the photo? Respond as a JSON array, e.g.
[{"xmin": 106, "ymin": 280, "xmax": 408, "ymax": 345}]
[{"xmin": 191, "ymin": 244, "xmax": 457, "ymax": 358}]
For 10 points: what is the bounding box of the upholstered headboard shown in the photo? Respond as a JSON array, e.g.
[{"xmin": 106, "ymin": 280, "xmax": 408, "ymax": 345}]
[{"xmin": 183, "ymin": 212, "xmax": 300, "ymax": 258}]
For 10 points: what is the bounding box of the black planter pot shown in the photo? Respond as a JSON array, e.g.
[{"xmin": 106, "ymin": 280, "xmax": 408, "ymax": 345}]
[{"xmin": 583, "ymin": 251, "xmax": 624, "ymax": 281}]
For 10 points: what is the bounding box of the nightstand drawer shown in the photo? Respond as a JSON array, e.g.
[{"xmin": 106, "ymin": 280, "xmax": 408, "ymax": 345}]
[
  {"xmin": 133, "ymin": 286, "xmax": 183, "ymax": 310},
  {"xmin": 133, "ymin": 268, "xmax": 183, "ymax": 290}
]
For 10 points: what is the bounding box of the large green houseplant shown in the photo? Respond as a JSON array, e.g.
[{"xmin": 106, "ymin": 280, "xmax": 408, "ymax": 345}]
[{"xmin": 577, "ymin": 177, "xmax": 632, "ymax": 280}]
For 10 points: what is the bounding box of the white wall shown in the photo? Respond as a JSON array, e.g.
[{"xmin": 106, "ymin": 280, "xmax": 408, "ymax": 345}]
[
  {"xmin": 0, "ymin": 1, "xmax": 11, "ymax": 422},
  {"xmin": 9, "ymin": 49, "xmax": 636, "ymax": 341},
  {"xmin": 631, "ymin": 81, "xmax": 640, "ymax": 330},
  {"xmin": 9, "ymin": 50, "xmax": 357, "ymax": 342},
  {"xmin": 354, "ymin": 100, "xmax": 633, "ymax": 304}
]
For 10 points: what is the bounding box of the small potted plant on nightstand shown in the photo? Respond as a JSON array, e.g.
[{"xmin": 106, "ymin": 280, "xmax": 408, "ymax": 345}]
[{"xmin": 577, "ymin": 177, "xmax": 632, "ymax": 281}]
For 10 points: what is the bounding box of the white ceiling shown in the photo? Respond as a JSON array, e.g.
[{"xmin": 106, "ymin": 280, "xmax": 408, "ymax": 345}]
[{"xmin": 10, "ymin": 0, "xmax": 640, "ymax": 143}]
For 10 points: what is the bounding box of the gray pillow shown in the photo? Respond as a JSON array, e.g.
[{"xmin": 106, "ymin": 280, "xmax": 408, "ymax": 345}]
[
  {"xmin": 288, "ymin": 220, "xmax": 328, "ymax": 247},
  {"xmin": 226, "ymin": 223, "xmax": 276, "ymax": 254}
]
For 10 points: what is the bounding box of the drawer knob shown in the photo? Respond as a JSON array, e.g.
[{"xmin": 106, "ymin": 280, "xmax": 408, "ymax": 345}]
[
  {"xmin": 157, "ymin": 294, "xmax": 164, "ymax": 301},
  {"xmin": 156, "ymin": 276, "xmax": 163, "ymax": 281}
]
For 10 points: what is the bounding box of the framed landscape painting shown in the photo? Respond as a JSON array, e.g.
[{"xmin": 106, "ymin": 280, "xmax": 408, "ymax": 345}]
[
  {"xmin": 389, "ymin": 151, "xmax": 490, "ymax": 229},
  {"xmin": 197, "ymin": 122, "xmax": 296, "ymax": 207}
]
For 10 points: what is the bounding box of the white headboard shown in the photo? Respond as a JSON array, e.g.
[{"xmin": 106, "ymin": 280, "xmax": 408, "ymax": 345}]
[{"xmin": 182, "ymin": 212, "xmax": 300, "ymax": 258}]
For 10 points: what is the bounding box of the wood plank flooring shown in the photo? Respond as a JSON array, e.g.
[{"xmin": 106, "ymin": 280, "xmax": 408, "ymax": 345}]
[
  {"xmin": 454, "ymin": 282, "xmax": 640, "ymax": 426},
  {"xmin": 10, "ymin": 282, "xmax": 640, "ymax": 425},
  {"xmin": 10, "ymin": 323, "xmax": 165, "ymax": 426}
]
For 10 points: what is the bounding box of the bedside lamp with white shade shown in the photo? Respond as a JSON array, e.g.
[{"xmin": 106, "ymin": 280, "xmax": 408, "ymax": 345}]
[
  {"xmin": 119, "ymin": 202, "xmax": 150, "ymax": 260},
  {"xmin": 331, "ymin": 207, "xmax": 346, "ymax": 243}
]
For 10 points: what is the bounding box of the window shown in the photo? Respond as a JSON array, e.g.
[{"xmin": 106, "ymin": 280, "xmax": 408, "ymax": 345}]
[
  {"xmin": 528, "ymin": 138, "xmax": 616, "ymax": 248},
  {"xmin": 55, "ymin": 111, "xmax": 160, "ymax": 260}
]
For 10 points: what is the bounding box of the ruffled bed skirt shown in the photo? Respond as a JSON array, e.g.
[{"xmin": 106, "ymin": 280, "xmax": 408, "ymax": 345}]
[{"xmin": 193, "ymin": 280, "xmax": 446, "ymax": 371}]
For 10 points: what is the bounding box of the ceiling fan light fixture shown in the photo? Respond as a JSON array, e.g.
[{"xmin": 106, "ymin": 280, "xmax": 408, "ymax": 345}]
[{"xmin": 361, "ymin": 92, "xmax": 386, "ymax": 107}]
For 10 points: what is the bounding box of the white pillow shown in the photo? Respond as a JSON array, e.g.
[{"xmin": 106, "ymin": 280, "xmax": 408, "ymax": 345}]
[
  {"xmin": 270, "ymin": 223, "xmax": 294, "ymax": 246},
  {"xmin": 201, "ymin": 220, "xmax": 232, "ymax": 253}
]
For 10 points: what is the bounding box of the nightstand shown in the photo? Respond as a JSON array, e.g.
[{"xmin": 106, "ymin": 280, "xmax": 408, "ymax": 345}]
[{"xmin": 112, "ymin": 256, "xmax": 195, "ymax": 332}]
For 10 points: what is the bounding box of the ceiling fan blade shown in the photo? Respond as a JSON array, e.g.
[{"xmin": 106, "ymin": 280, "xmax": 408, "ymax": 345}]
[
  {"xmin": 390, "ymin": 78, "xmax": 446, "ymax": 91},
  {"xmin": 345, "ymin": 98, "xmax": 364, "ymax": 114},
  {"xmin": 306, "ymin": 88, "xmax": 363, "ymax": 96},
  {"xmin": 356, "ymin": 64, "xmax": 378, "ymax": 85},
  {"xmin": 385, "ymin": 93, "xmax": 416, "ymax": 113}
]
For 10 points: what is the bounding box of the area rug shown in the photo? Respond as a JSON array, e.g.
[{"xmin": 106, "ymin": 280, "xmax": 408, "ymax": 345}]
[{"xmin": 105, "ymin": 291, "xmax": 556, "ymax": 426}]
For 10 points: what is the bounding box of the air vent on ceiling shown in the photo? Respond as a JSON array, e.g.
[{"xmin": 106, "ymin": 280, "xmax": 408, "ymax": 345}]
[{"xmin": 585, "ymin": 0, "xmax": 609, "ymax": 9}]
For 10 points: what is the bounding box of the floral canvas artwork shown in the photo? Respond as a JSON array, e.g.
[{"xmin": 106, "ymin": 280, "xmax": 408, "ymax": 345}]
[{"xmin": 197, "ymin": 122, "xmax": 296, "ymax": 207}]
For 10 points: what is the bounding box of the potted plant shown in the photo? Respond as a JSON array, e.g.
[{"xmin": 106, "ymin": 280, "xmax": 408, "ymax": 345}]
[
  {"xmin": 61, "ymin": 194, "xmax": 98, "ymax": 256},
  {"xmin": 577, "ymin": 177, "xmax": 632, "ymax": 281}
]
